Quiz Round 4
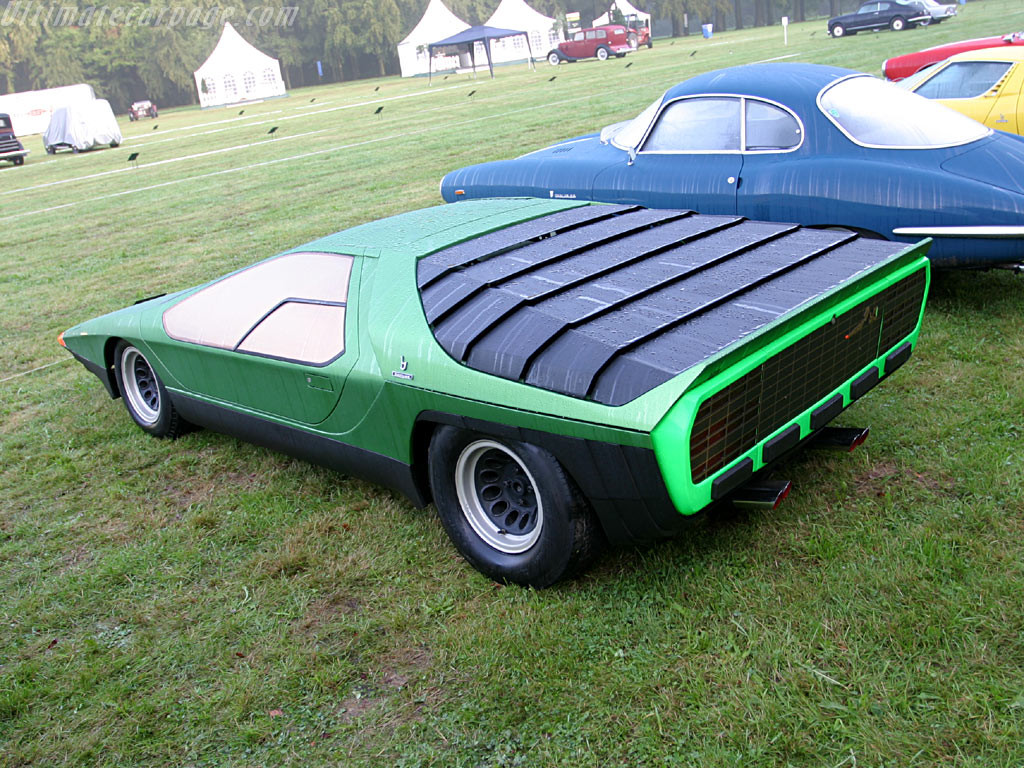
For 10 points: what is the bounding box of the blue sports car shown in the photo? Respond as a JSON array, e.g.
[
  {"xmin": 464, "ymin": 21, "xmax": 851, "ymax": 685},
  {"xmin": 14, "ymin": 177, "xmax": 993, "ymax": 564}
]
[{"xmin": 440, "ymin": 63, "xmax": 1024, "ymax": 268}]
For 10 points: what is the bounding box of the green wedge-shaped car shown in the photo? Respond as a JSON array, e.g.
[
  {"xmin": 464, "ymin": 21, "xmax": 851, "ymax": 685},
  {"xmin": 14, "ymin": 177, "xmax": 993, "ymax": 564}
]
[{"xmin": 61, "ymin": 199, "xmax": 930, "ymax": 586}]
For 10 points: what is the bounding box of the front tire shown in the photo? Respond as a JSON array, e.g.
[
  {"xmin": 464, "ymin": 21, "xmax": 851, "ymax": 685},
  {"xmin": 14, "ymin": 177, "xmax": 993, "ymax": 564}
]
[
  {"xmin": 830, "ymin": 23, "xmax": 845, "ymax": 37},
  {"xmin": 596, "ymin": 46, "xmax": 610, "ymax": 61},
  {"xmin": 547, "ymin": 51, "xmax": 561, "ymax": 66},
  {"xmin": 428, "ymin": 426, "xmax": 602, "ymax": 587},
  {"xmin": 890, "ymin": 16, "xmax": 906, "ymax": 31},
  {"xmin": 113, "ymin": 341, "xmax": 187, "ymax": 439}
]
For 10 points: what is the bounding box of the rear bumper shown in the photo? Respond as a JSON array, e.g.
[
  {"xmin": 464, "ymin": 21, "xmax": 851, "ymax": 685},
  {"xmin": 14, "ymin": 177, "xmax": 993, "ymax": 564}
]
[{"xmin": 650, "ymin": 257, "xmax": 930, "ymax": 517}]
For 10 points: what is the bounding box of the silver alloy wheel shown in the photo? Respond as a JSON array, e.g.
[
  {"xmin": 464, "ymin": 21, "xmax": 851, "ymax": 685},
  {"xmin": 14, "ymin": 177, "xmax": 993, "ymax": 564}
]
[
  {"xmin": 454, "ymin": 439, "xmax": 544, "ymax": 554},
  {"xmin": 120, "ymin": 346, "xmax": 161, "ymax": 426}
]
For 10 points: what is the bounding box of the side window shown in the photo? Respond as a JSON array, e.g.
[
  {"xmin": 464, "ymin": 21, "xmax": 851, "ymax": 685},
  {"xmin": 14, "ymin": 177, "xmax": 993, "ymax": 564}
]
[
  {"xmin": 642, "ymin": 97, "xmax": 741, "ymax": 152},
  {"xmin": 573, "ymin": 31, "xmax": 584, "ymax": 41},
  {"xmin": 744, "ymin": 100, "xmax": 802, "ymax": 150},
  {"xmin": 237, "ymin": 302, "xmax": 346, "ymax": 363},
  {"xmin": 597, "ymin": 29, "xmax": 607, "ymax": 38},
  {"xmin": 163, "ymin": 251, "xmax": 353, "ymax": 366},
  {"xmin": 914, "ymin": 61, "xmax": 1013, "ymax": 99},
  {"xmin": 585, "ymin": 30, "xmax": 597, "ymax": 40}
]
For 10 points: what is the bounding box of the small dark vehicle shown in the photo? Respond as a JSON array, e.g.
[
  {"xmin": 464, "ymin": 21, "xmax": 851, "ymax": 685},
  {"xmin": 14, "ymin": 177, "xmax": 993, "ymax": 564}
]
[
  {"xmin": 828, "ymin": 0, "xmax": 931, "ymax": 37},
  {"xmin": 0, "ymin": 114, "xmax": 29, "ymax": 166},
  {"xmin": 128, "ymin": 100, "xmax": 158, "ymax": 121},
  {"xmin": 548, "ymin": 25, "xmax": 634, "ymax": 64}
]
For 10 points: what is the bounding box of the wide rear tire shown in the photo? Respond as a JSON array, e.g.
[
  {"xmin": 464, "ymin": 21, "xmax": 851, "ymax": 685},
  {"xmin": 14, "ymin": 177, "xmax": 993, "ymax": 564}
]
[
  {"xmin": 890, "ymin": 16, "xmax": 906, "ymax": 31},
  {"xmin": 428, "ymin": 426, "xmax": 602, "ymax": 587},
  {"xmin": 596, "ymin": 46, "xmax": 610, "ymax": 61}
]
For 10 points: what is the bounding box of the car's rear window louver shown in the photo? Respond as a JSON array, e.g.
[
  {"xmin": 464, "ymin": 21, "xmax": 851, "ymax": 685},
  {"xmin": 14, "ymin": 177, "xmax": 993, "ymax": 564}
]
[
  {"xmin": 417, "ymin": 206, "xmax": 920, "ymax": 407},
  {"xmin": 689, "ymin": 268, "xmax": 926, "ymax": 484}
]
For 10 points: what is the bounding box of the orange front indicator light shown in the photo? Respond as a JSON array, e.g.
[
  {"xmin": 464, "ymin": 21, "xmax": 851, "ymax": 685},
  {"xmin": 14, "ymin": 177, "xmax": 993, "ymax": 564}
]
[{"xmin": 57, "ymin": 331, "xmax": 66, "ymax": 347}]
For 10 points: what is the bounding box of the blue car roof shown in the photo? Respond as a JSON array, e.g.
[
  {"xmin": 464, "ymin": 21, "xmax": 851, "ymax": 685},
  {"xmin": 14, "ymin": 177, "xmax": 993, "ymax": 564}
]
[{"xmin": 663, "ymin": 63, "xmax": 859, "ymax": 106}]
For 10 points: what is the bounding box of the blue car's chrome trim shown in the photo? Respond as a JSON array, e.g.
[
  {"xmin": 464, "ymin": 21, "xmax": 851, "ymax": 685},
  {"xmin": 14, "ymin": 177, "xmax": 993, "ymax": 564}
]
[{"xmin": 893, "ymin": 225, "xmax": 1024, "ymax": 238}]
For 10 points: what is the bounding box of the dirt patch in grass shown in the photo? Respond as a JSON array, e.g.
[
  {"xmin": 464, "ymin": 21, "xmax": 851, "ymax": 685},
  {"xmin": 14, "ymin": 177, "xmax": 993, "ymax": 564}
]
[
  {"xmin": 295, "ymin": 593, "xmax": 362, "ymax": 637},
  {"xmin": 854, "ymin": 461, "xmax": 956, "ymax": 498}
]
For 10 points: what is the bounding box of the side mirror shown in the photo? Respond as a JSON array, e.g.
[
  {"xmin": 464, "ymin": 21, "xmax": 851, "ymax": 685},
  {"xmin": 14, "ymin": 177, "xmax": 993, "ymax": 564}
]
[{"xmin": 627, "ymin": 146, "xmax": 637, "ymax": 166}]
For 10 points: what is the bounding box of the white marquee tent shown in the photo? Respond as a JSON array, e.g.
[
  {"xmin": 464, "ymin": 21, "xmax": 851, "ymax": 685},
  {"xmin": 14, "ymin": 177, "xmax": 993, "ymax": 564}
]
[
  {"xmin": 194, "ymin": 23, "xmax": 287, "ymax": 108},
  {"xmin": 397, "ymin": 0, "xmax": 470, "ymax": 78},
  {"xmin": 485, "ymin": 0, "xmax": 563, "ymax": 63},
  {"xmin": 592, "ymin": 0, "xmax": 651, "ymax": 26}
]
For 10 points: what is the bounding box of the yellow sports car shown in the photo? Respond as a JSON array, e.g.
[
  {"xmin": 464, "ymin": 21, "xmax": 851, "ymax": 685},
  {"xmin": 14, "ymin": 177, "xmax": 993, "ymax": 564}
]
[{"xmin": 900, "ymin": 46, "xmax": 1024, "ymax": 134}]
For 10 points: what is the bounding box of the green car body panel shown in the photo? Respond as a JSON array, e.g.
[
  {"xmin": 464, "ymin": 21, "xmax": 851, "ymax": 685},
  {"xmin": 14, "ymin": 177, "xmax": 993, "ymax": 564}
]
[{"xmin": 62, "ymin": 198, "xmax": 930, "ymax": 549}]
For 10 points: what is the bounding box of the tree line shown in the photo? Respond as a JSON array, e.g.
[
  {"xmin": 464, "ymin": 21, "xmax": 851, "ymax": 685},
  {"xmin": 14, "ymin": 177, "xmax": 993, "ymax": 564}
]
[{"xmin": 1, "ymin": 0, "xmax": 852, "ymax": 111}]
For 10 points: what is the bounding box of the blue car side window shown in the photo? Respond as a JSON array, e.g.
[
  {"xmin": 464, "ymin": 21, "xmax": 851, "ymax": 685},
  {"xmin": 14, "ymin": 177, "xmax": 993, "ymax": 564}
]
[
  {"xmin": 642, "ymin": 97, "xmax": 741, "ymax": 152},
  {"xmin": 745, "ymin": 100, "xmax": 802, "ymax": 150}
]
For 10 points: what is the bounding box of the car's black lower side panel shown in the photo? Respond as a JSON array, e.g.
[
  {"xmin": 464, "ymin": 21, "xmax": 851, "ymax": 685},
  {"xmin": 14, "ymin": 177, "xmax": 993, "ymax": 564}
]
[{"xmin": 171, "ymin": 393, "xmax": 430, "ymax": 508}]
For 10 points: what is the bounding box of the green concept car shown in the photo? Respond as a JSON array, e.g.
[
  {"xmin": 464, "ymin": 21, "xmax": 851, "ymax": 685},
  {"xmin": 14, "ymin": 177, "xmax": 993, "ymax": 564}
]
[{"xmin": 61, "ymin": 199, "xmax": 930, "ymax": 586}]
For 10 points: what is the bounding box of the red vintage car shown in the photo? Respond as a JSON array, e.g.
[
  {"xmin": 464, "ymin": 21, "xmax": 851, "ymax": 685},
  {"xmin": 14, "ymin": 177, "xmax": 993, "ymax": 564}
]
[
  {"xmin": 883, "ymin": 31, "xmax": 1024, "ymax": 80},
  {"xmin": 548, "ymin": 25, "xmax": 634, "ymax": 65}
]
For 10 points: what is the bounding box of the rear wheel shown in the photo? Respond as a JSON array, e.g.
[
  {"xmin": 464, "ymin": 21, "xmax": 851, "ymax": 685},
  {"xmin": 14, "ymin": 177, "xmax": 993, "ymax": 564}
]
[
  {"xmin": 596, "ymin": 46, "xmax": 610, "ymax": 61},
  {"xmin": 628, "ymin": 32, "xmax": 638, "ymax": 47},
  {"xmin": 547, "ymin": 51, "xmax": 561, "ymax": 66},
  {"xmin": 113, "ymin": 341, "xmax": 187, "ymax": 439},
  {"xmin": 890, "ymin": 16, "xmax": 906, "ymax": 31},
  {"xmin": 13, "ymin": 156, "xmax": 24, "ymax": 166},
  {"xmin": 831, "ymin": 23, "xmax": 845, "ymax": 37},
  {"xmin": 428, "ymin": 426, "xmax": 602, "ymax": 587}
]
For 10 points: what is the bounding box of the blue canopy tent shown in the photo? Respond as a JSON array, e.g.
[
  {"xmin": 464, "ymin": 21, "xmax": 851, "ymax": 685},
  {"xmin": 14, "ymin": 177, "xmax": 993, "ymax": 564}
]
[{"xmin": 427, "ymin": 25, "xmax": 535, "ymax": 82}]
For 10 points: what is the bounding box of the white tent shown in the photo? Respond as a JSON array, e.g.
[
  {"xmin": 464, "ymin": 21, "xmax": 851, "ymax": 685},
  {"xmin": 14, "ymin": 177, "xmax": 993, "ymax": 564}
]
[
  {"xmin": 397, "ymin": 0, "xmax": 470, "ymax": 77},
  {"xmin": 592, "ymin": 0, "xmax": 651, "ymax": 26},
  {"xmin": 194, "ymin": 23, "xmax": 287, "ymax": 108},
  {"xmin": 485, "ymin": 0, "xmax": 563, "ymax": 63}
]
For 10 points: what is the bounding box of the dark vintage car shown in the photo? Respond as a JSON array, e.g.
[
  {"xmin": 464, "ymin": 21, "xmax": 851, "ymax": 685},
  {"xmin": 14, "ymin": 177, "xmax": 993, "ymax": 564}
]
[
  {"xmin": 828, "ymin": 0, "xmax": 931, "ymax": 37},
  {"xmin": 548, "ymin": 25, "xmax": 634, "ymax": 65},
  {"xmin": 128, "ymin": 100, "xmax": 158, "ymax": 121},
  {"xmin": 0, "ymin": 113, "xmax": 29, "ymax": 166},
  {"xmin": 440, "ymin": 63, "xmax": 1024, "ymax": 269},
  {"xmin": 60, "ymin": 199, "xmax": 929, "ymax": 586}
]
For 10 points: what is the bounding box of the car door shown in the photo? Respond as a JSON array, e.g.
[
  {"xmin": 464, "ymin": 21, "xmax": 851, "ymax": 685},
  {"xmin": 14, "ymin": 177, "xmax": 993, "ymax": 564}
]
[
  {"xmin": 592, "ymin": 96, "xmax": 743, "ymax": 214},
  {"xmin": 853, "ymin": 2, "xmax": 881, "ymax": 30},
  {"xmin": 154, "ymin": 251, "xmax": 360, "ymax": 426}
]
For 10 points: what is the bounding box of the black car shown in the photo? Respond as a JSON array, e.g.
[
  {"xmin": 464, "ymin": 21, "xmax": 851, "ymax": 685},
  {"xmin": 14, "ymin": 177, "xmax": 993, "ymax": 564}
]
[
  {"xmin": 0, "ymin": 113, "xmax": 29, "ymax": 166},
  {"xmin": 828, "ymin": 0, "xmax": 931, "ymax": 37}
]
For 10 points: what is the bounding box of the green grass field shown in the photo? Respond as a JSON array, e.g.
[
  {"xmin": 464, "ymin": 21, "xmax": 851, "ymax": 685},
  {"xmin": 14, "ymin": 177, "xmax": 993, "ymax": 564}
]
[{"xmin": 2, "ymin": 3, "xmax": 1024, "ymax": 765}]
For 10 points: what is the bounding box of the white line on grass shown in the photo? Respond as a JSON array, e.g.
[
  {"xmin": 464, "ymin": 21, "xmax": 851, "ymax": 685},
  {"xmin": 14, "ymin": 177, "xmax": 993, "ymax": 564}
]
[
  {"xmin": 1, "ymin": 129, "xmax": 329, "ymax": 197},
  {"xmin": 124, "ymin": 85, "xmax": 461, "ymax": 145},
  {"xmin": 0, "ymin": 93, "xmax": 608, "ymax": 224},
  {"xmin": 0, "ymin": 357, "xmax": 70, "ymax": 384},
  {"xmin": 752, "ymin": 53, "xmax": 802, "ymax": 63}
]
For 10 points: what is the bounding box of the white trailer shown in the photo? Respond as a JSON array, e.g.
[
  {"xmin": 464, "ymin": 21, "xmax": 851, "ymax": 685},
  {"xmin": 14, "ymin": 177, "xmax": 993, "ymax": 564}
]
[{"xmin": 0, "ymin": 84, "xmax": 96, "ymax": 135}]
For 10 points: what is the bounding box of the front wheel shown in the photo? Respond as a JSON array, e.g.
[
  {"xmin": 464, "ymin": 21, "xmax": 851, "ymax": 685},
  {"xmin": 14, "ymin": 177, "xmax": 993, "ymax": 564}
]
[
  {"xmin": 113, "ymin": 341, "xmax": 188, "ymax": 439},
  {"xmin": 428, "ymin": 426, "xmax": 602, "ymax": 587},
  {"xmin": 596, "ymin": 46, "xmax": 610, "ymax": 61},
  {"xmin": 547, "ymin": 51, "xmax": 561, "ymax": 66},
  {"xmin": 890, "ymin": 16, "xmax": 906, "ymax": 31},
  {"xmin": 647, "ymin": 40, "xmax": 653, "ymax": 48},
  {"xmin": 830, "ymin": 23, "xmax": 845, "ymax": 37}
]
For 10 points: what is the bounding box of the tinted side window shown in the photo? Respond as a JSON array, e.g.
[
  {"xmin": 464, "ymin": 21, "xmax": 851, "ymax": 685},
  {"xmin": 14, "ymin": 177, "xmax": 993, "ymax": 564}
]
[
  {"xmin": 642, "ymin": 98, "xmax": 741, "ymax": 152},
  {"xmin": 163, "ymin": 251, "xmax": 353, "ymax": 365},
  {"xmin": 915, "ymin": 61, "xmax": 1013, "ymax": 99},
  {"xmin": 745, "ymin": 101, "xmax": 802, "ymax": 150}
]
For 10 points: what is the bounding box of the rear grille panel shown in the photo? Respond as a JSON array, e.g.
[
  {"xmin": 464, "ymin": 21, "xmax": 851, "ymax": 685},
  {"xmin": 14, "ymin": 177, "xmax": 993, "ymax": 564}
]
[{"xmin": 689, "ymin": 268, "xmax": 926, "ymax": 484}]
